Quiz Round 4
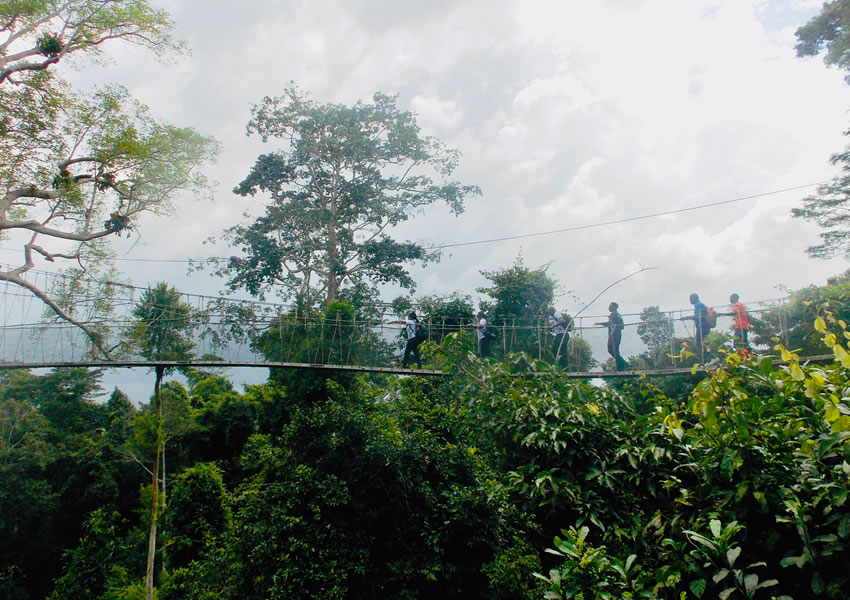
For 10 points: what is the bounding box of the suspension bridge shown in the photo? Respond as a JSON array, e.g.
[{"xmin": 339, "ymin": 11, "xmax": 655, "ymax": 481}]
[{"xmin": 0, "ymin": 267, "xmax": 819, "ymax": 378}]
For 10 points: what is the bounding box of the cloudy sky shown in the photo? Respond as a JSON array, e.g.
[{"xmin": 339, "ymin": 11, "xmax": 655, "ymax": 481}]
[{"xmin": 19, "ymin": 0, "xmax": 850, "ymax": 321}]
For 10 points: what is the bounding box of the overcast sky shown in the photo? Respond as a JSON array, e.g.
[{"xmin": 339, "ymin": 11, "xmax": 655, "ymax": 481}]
[{"xmin": 16, "ymin": 0, "xmax": 850, "ymax": 321}]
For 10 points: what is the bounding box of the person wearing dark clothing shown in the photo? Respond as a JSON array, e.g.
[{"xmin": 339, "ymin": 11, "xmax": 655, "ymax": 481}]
[
  {"xmin": 688, "ymin": 293, "xmax": 710, "ymax": 361},
  {"xmin": 597, "ymin": 302, "xmax": 627, "ymax": 371},
  {"xmin": 547, "ymin": 306, "xmax": 572, "ymax": 368}
]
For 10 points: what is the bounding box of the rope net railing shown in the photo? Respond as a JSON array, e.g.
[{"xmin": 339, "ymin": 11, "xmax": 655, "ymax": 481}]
[{"xmin": 0, "ymin": 267, "xmax": 807, "ymax": 373}]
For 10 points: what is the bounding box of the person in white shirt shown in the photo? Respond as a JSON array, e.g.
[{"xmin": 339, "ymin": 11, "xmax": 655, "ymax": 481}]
[
  {"xmin": 395, "ymin": 311, "xmax": 422, "ymax": 368},
  {"xmin": 547, "ymin": 306, "xmax": 572, "ymax": 368},
  {"xmin": 474, "ymin": 311, "xmax": 491, "ymax": 357}
]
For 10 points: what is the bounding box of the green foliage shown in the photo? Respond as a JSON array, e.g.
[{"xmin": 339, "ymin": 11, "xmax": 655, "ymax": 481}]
[
  {"xmin": 749, "ymin": 277, "xmax": 850, "ymax": 353},
  {"xmin": 795, "ymin": 0, "xmax": 850, "ymax": 83},
  {"xmin": 791, "ymin": 132, "xmax": 850, "ymax": 258},
  {"xmin": 9, "ymin": 303, "xmax": 850, "ymax": 600},
  {"xmin": 478, "ymin": 257, "xmax": 557, "ymax": 357},
  {"xmin": 636, "ymin": 306, "xmax": 674, "ymax": 351},
  {"xmin": 252, "ymin": 300, "xmax": 389, "ymax": 402},
  {"xmin": 566, "ymin": 337, "xmax": 597, "ymax": 372},
  {"xmin": 130, "ymin": 283, "xmax": 195, "ymax": 366},
  {"xmin": 164, "ymin": 463, "xmax": 230, "ymax": 570},
  {"xmin": 0, "ymin": 2, "xmax": 216, "ymax": 352},
  {"xmin": 254, "ymin": 301, "xmax": 387, "ymax": 367},
  {"xmin": 433, "ymin": 320, "xmax": 850, "ymax": 599},
  {"xmin": 216, "ymin": 86, "xmax": 480, "ymax": 306},
  {"xmin": 0, "ymin": 0, "xmax": 182, "ymax": 79},
  {"xmin": 49, "ymin": 509, "xmax": 141, "ymax": 600},
  {"xmin": 535, "ymin": 526, "xmax": 650, "ymax": 599},
  {"xmin": 792, "ymin": 3, "xmax": 850, "ymax": 257},
  {"xmin": 410, "ymin": 292, "xmax": 476, "ymax": 344}
]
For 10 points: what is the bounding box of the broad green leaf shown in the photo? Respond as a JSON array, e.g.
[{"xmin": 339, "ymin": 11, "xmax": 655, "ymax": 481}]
[
  {"xmin": 689, "ymin": 578, "xmax": 706, "ymax": 597},
  {"xmin": 826, "ymin": 403, "xmax": 840, "ymax": 423},
  {"xmin": 811, "ymin": 571, "xmax": 825, "ymax": 595},
  {"xmin": 789, "ymin": 363, "xmax": 805, "ymax": 381},
  {"xmin": 710, "ymin": 519, "xmax": 721, "ymax": 537},
  {"xmin": 726, "ymin": 546, "xmax": 742, "ymax": 567},
  {"xmin": 815, "ymin": 316, "xmax": 827, "ymax": 333},
  {"xmin": 744, "ymin": 573, "xmax": 758, "ymax": 595},
  {"xmin": 838, "ymin": 516, "xmax": 850, "ymax": 539},
  {"xmin": 713, "ymin": 568, "xmax": 729, "ymax": 583}
]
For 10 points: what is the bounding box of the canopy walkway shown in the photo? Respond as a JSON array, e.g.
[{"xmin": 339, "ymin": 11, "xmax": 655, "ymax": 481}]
[{"xmin": 0, "ymin": 267, "xmax": 823, "ymax": 377}]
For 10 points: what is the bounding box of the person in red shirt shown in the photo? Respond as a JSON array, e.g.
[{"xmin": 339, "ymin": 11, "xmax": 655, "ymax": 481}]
[{"xmin": 727, "ymin": 293, "xmax": 750, "ymax": 349}]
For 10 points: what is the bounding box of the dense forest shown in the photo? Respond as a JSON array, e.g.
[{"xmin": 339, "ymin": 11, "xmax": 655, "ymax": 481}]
[
  {"xmin": 2, "ymin": 274, "xmax": 850, "ymax": 599},
  {"xmin": 4, "ymin": 1, "xmax": 850, "ymax": 598}
]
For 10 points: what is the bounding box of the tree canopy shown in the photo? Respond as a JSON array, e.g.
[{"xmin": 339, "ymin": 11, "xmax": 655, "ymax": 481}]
[
  {"xmin": 791, "ymin": 134, "xmax": 850, "ymax": 258},
  {"xmin": 215, "ymin": 86, "xmax": 481, "ymax": 307},
  {"xmin": 795, "ymin": 0, "xmax": 850, "ymax": 83},
  {"xmin": 0, "ymin": 0, "xmax": 183, "ymax": 85},
  {"xmin": 793, "ymin": 1, "xmax": 850, "ymax": 257},
  {"xmin": 0, "ymin": 1, "xmax": 217, "ymax": 354}
]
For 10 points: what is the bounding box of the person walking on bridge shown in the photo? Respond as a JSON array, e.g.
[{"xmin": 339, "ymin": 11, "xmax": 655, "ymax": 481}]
[
  {"xmin": 390, "ymin": 311, "xmax": 424, "ymax": 368},
  {"xmin": 547, "ymin": 306, "xmax": 573, "ymax": 369},
  {"xmin": 724, "ymin": 293, "xmax": 750, "ymax": 350},
  {"xmin": 597, "ymin": 302, "xmax": 627, "ymax": 371},
  {"xmin": 684, "ymin": 293, "xmax": 711, "ymax": 362},
  {"xmin": 469, "ymin": 311, "xmax": 492, "ymax": 358}
]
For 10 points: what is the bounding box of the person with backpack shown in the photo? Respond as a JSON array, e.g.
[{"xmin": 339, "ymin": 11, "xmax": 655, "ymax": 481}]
[
  {"xmin": 391, "ymin": 311, "xmax": 424, "ymax": 368},
  {"xmin": 723, "ymin": 293, "xmax": 750, "ymax": 350},
  {"xmin": 547, "ymin": 306, "xmax": 573, "ymax": 368},
  {"xmin": 684, "ymin": 293, "xmax": 713, "ymax": 362},
  {"xmin": 596, "ymin": 302, "xmax": 627, "ymax": 371}
]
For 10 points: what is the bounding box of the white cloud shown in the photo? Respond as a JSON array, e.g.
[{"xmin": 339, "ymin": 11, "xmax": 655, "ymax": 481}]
[
  {"xmin": 43, "ymin": 0, "xmax": 850, "ymax": 331},
  {"xmin": 410, "ymin": 94, "xmax": 464, "ymax": 132}
]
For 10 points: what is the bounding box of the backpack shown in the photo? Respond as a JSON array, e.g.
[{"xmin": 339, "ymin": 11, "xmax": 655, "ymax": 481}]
[
  {"xmin": 705, "ymin": 307, "xmax": 717, "ymax": 329},
  {"xmin": 415, "ymin": 322, "xmax": 429, "ymax": 340},
  {"xmin": 485, "ymin": 323, "xmax": 499, "ymax": 339}
]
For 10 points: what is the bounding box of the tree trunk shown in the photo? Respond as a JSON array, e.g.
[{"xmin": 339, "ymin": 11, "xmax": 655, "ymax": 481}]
[
  {"xmin": 161, "ymin": 440, "xmax": 167, "ymax": 570},
  {"xmin": 326, "ymin": 222, "xmax": 339, "ymax": 305},
  {"xmin": 145, "ymin": 365, "xmax": 164, "ymax": 600}
]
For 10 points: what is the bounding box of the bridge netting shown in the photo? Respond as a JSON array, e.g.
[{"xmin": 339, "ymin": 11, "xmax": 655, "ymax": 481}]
[{"xmin": 0, "ymin": 267, "xmax": 799, "ymax": 373}]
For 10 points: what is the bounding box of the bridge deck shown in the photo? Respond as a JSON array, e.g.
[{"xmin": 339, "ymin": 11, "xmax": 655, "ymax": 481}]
[{"xmin": 0, "ymin": 355, "xmax": 833, "ymax": 378}]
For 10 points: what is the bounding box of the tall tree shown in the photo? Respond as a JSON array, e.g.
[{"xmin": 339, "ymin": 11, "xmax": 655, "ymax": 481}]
[
  {"xmin": 793, "ymin": 2, "xmax": 850, "ymax": 257},
  {"xmin": 478, "ymin": 257, "xmax": 557, "ymax": 357},
  {"xmin": 130, "ymin": 283, "xmax": 195, "ymax": 600},
  {"xmin": 636, "ymin": 305, "xmax": 674, "ymax": 351},
  {"xmin": 0, "ymin": 1, "xmax": 217, "ymax": 354},
  {"xmin": 216, "ymin": 86, "xmax": 480, "ymax": 307}
]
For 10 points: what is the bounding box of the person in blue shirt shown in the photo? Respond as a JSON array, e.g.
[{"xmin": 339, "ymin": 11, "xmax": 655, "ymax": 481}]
[{"xmin": 688, "ymin": 293, "xmax": 710, "ymax": 361}]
